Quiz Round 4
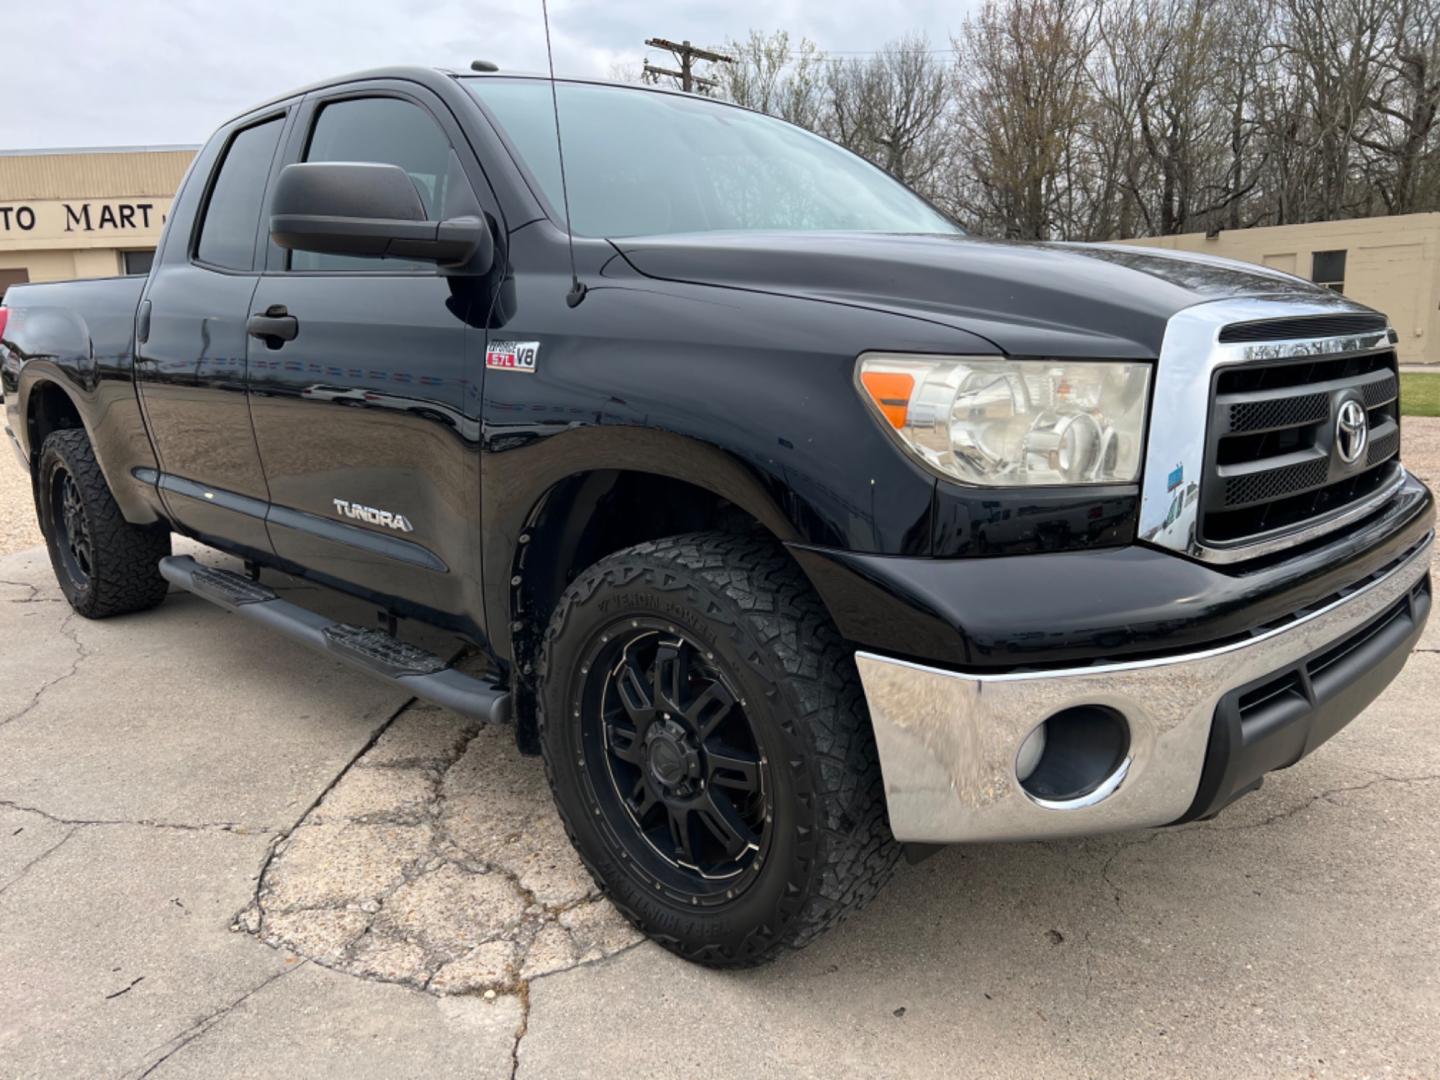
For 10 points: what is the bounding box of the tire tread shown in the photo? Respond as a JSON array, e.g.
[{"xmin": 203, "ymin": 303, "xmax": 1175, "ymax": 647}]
[{"xmin": 39, "ymin": 429, "xmax": 170, "ymax": 618}]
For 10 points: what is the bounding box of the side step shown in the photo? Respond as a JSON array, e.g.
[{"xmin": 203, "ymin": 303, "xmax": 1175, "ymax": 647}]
[{"xmin": 159, "ymin": 555, "xmax": 509, "ymax": 725}]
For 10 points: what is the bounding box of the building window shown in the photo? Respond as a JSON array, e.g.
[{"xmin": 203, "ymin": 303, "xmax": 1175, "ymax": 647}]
[
  {"xmin": 0, "ymin": 268, "xmax": 28, "ymax": 302},
  {"xmin": 1312, "ymin": 249, "xmax": 1346, "ymax": 292},
  {"xmin": 122, "ymin": 250, "xmax": 155, "ymax": 276}
]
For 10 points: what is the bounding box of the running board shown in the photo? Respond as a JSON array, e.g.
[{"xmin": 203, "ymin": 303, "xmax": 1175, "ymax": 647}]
[{"xmin": 159, "ymin": 555, "xmax": 509, "ymax": 725}]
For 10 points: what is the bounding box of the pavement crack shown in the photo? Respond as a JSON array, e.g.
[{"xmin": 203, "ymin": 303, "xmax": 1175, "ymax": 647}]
[
  {"xmin": 245, "ymin": 696, "xmax": 417, "ymax": 938},
  {"xmin": 0, "ymin": 826, "xmax": 78, "ymax": 896},
  {"xmin": 129, "ymin": 961, "xmax": 305, "ymax": 1079},
  {"xmin": 1, "ymin": 578, "xmax": 62, "ymax": 604},
  {"xmin": 1218, "ymin": 773, "xmax": 1440, "ymax": 831},
  {"xmin": 0, "ymin": 800, "xmax": 275, "ymax": 834},
  {"xmin": 0, "ymin": 611, "xmax": 88, "ymax": 729},
  {"xmin": 1097, "ymin": 832, "xmax": 1161, "ymax": 913},
  {"xmin": 509, "ymin": 983, "xmax": 530, "ymax": 1080},
  {"xmin": 242, "ymin": 701, "xmax": 642, "ymax": 1002}
]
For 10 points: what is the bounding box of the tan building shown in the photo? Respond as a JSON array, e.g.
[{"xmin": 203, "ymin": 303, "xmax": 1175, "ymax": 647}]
[
  {"xmin": 0, "ymin": 145, "xmax": 196, "ymax": 302},
  {"xmin": 1119, "ymin": 212, "xmax": 1440, "ymax": 365}
]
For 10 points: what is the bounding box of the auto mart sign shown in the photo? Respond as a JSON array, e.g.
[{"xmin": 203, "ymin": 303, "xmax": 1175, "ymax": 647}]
[{"xmin": 0, "ymin": 198, "xmax": 173, "ymax": 249}]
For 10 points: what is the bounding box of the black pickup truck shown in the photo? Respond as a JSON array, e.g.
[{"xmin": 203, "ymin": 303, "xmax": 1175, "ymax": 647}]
[{"xmin": 2, "ymin": 67, "xmax": 1433, "ymax": 967}]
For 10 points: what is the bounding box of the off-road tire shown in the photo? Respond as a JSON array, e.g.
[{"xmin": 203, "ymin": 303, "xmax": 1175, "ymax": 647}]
[
  {"xmin": 36, "ymin": 428, "xmax": 170, "ymax": 618},
  {"xmin": 537, "ymin": 531, "xmax": 900, "ymax": 967}
]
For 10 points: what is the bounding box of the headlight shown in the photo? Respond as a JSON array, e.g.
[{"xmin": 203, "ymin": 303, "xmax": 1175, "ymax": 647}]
[{"xmin": 857, "ymin": 354, "xmax": 1151, "ymax": 487}]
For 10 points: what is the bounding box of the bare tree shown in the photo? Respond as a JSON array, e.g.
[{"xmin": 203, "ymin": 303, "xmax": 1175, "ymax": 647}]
[
  {"xmin": 950, "ymin": 1, "xmax": 1096, "ymax": 238},
  {"xmin": 677, "ymin": 4, "xmax": 1440, "ymax": 239},
  {"xmin": 1091, "ymin": 0, "xmax": 1260, "ymax": 236},
  {"xmin": 1355, "ymin": 0, "xmax": 1440, "ymax": 212},
  {"xmin": 1274, "ymin": 0, "xmax": 1393, "ymax": 219},
  {"xmin": 823, "ymin": 35, "xmax": 955, "ymax": 191},
  {"xmin": 715, "ymin": 30, "xmax": 828, "ymax": 130}
]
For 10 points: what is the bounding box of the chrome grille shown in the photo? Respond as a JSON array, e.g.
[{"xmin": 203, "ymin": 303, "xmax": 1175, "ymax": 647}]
[
  {"xmin": 1138, "ymin": 300, "xmax": 1403, "ymax": 564},
  {"xmin": 1200, "ymin": 341, "xmax": 1401, "ymax": 546}
]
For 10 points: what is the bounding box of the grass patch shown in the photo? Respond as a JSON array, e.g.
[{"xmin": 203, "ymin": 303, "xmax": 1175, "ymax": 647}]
[{"xmin": 1400, "ymin": 372, "xmax": 1440, "ymax": 417}]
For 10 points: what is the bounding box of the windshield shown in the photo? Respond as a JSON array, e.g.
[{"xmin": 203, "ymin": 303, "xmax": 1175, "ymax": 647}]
[{"xmin": 464, "ymin": 78, "xmax": 958, "ymax": 239}]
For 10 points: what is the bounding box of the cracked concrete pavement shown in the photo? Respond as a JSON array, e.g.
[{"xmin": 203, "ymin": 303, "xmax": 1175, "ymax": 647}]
[{"xmin": 1, "ymin": 419, "xmax": 1438, "ymax": 1078}]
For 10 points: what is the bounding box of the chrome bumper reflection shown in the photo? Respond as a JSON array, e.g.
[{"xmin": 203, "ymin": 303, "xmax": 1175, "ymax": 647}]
[{"xmin": 855, "ymin": 535, "xmax": 1432, "ymax": 844}]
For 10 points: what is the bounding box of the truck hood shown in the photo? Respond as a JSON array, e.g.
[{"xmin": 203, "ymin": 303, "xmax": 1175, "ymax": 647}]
[{"xmin": 610, "ymin": 231, "xmax": 1359, "ymax": 358}]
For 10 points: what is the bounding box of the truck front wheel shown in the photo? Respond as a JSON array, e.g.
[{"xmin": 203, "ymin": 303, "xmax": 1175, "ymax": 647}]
[
  {"xmin": 36, "ymin": 429, "xmax": 170, "ymax": 618},
  {"xmin": 537, "ymin": 531, "xmax": 899, "ymax": 967}
]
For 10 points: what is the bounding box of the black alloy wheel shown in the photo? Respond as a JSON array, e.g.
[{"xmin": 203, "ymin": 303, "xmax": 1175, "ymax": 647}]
[
  {"xmin": 53, "ymin": 468, "xmax": 96, "ymax": 589},
  {"xmin": 580, "ymin": 623, "xmax": 772, "ymax": 903}
]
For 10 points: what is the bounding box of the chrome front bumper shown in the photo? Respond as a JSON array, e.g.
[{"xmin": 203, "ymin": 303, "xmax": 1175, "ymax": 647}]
[{"xmin": 855, "ymin": 533, "xmax": 1433, "ymax": 844}]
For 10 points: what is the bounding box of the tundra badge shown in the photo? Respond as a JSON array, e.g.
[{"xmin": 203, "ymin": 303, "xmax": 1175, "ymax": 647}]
[{"xmin": 332, "ymin": 499, "xmax": 414, "ymax": 533}]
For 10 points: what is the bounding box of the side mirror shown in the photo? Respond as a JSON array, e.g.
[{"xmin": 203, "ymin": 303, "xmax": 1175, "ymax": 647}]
[{"xmin": 269, "ymin": 162, "xmax": 493, "ymax": 271}]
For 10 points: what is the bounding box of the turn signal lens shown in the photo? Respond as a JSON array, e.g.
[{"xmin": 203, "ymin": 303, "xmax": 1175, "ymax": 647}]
[
  {"xmin": 856, "ymin": 354, "xmax": 1151, "ymax": 487},
  {"xmin": 859, "ymin": 370, "xmax": 914, "ymax": 429}
]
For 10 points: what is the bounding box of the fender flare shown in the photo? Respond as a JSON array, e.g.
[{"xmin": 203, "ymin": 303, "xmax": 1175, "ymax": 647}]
[{"xmin": 482, "ymin": 424, "xmax": 803, "ymax": 662}]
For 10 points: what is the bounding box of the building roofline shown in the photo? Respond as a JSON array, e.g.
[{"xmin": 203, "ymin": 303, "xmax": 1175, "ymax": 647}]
[{"xmin": 0, "ymin": 145, "xmax": 199, "ymax": 158}]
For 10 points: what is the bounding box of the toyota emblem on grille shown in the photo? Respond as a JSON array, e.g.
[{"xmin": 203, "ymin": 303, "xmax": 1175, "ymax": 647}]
[{"xmin": 1335, "ymin": 399, "xmax": 1369, "ymax": 465}]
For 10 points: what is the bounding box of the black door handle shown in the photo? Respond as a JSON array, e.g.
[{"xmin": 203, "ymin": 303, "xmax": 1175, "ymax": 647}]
[{"xmin": 247, "ymin": 304, "xmax": 298, "ymax": 347}]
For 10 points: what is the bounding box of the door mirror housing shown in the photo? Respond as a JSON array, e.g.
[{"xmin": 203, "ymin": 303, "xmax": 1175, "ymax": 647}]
[{"xmin": 269, "ymin": 162, "xmax": 493, "ymax": 271}]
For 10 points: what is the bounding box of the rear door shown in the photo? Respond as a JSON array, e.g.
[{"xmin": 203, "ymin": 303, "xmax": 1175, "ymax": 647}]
[
  {"xmin": 246, "ymin": 84, "xmax": 493, "ymax": 627},
  {"xmin": 135, "ymin": 109, "xmax": 290, "ymax": 555}
]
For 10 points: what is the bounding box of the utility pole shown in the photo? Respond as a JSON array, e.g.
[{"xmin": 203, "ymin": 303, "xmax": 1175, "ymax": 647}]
[{"xmin": 642, "ymin": 38, "xmax": 732, "ymax": 94}]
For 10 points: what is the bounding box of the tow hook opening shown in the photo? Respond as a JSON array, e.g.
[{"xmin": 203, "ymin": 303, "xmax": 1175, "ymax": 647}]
[{"xmin": 1016, "ymin": 705, "xmax": 1131, "ymax": 807}]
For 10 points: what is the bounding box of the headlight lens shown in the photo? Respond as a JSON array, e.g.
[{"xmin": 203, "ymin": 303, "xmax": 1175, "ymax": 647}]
[{"xmin": 857, "ymin": 355, "xmax": 1151, "ymax": 486}]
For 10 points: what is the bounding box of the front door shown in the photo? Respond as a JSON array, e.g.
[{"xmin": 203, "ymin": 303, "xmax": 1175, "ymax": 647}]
[
  {"xmin": 246, "ymin": 88, "xmax": 493, "ymax": 630},
  {"xmin": 135, "ymin": 111, "xmax": 288, "ymax": 555}
]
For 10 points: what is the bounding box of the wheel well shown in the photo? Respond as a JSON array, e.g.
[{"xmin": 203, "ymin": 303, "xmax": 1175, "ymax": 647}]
[
  {"xmin": 26, "ymin": 381, "xmax": 84, "ymax": 463},
  {"xmin": 508, "ymin": 470, "xmax": 777, "ymax": 752}
]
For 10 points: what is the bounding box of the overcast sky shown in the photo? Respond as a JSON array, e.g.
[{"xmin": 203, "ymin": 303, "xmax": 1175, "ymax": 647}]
[{"xmin": 4, "ymin": 0, "xmax": 979, "ymax": 150}]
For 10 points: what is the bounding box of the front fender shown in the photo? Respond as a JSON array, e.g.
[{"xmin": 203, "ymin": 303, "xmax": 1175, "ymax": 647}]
[{"xmin": 480, "ymin": 425, "xmax": 801, "ymax": 660}]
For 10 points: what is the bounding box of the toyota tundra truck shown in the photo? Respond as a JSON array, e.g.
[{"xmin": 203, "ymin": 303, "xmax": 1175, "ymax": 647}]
[{"xmin": 2, "ymin": 67, "xmax": 1432, "ymax": 967}]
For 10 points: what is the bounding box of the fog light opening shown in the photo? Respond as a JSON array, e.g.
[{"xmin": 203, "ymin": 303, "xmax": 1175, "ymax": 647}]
[{"xmin": 1018, "ymin": 705, "xmax": 1130, "ymax": 806}]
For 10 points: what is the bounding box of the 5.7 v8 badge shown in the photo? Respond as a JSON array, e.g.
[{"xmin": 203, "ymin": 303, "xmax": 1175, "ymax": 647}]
[{"xmin": 486, "ymin": 340, "xmax": 540, "ymax": 374}]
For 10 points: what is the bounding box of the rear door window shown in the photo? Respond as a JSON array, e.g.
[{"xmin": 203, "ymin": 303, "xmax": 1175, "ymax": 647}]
[{"xmin": 195, "ymin": 117, "xmax": 285, "ymax": 271}]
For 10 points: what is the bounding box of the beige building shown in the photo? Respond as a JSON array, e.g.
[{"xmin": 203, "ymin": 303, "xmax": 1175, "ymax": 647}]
[
  {"xmin": 1119, "ymin": 212, "xmax": 1440, "ymax": 365},
  {"xmin": 0, "ymin": 146, "xmax": 196, "ymax": 301}
]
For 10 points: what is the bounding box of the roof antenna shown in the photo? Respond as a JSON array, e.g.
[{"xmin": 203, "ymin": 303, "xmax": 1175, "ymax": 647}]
[{"xmin": 541, "ymin": 0, "xmax": 587, "ymax": 308}]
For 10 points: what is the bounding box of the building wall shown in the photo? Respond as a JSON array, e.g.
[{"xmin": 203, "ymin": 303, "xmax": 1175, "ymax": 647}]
[
  {"xmin": 1117, "ymin": 213, "xmax": 1440, "ymax": 365},
  {"xmin": 0, "ymin": 146, "xmax": 195, "ymax": 300}
]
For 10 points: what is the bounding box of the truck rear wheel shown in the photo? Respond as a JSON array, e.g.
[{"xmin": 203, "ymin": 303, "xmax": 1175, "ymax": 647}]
[
  {"xmin": 36, "ymin": 429, "xmax": 170, "ymax": 618},
  {"xmin": 537, "ymin": 531, "xmax": 899, "ymax": 967}
]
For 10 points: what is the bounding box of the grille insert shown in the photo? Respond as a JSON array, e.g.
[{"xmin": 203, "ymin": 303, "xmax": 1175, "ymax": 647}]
[
  {"xmin": 1360, "ymin": 376, "xmax": 1398, "ymax": 408},
  {"xmin": 1216, "ymin": 350, "xmax": 1392, "ymax": 394},
  {"xmin": 1228, "ymin": 393, "xmax": 1328, "ymax": 434},
  {"xmin": 1223, "ymin": 458, "xmax": 1329, "ymax": 507},
  {"xmin": 1366, "ymin": 428, "xmax": 1399, "ymax": 467},
  {"xmin": 1202, "ymin": 342, "xmax": 1400, "ymax": 548}
]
